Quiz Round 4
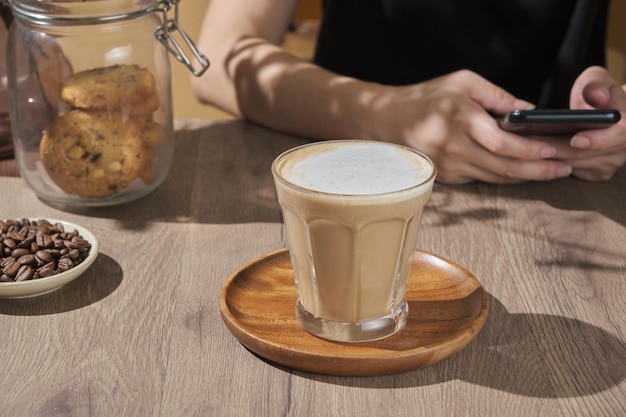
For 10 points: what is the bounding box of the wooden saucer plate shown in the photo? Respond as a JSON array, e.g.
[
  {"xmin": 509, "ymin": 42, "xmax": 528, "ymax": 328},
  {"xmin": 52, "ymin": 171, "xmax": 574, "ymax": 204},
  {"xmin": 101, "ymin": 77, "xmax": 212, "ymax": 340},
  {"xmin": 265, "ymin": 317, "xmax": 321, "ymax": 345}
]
[{"xmin": 219, "ymin": 248, "xmax": 488, "ymax": 376}]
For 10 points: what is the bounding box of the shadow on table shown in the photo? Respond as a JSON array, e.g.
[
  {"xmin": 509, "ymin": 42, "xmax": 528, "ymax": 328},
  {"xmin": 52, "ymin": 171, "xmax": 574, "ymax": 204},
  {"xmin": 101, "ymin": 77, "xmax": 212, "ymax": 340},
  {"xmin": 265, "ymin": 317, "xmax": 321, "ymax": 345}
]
[
  {"xmin": 291, "ymin": 294, "xmax": 626, "ymax": 398},
  {"xmin": 0, "ymin": 254, "xmax": 123, "ymax": 315},
  {"xmin": 440, "ymin": 168, "xmax": 626, "ymax": 227},
  {"xmin": 48, "ymin": 121, "xmax": 308, "ymax": 226}
]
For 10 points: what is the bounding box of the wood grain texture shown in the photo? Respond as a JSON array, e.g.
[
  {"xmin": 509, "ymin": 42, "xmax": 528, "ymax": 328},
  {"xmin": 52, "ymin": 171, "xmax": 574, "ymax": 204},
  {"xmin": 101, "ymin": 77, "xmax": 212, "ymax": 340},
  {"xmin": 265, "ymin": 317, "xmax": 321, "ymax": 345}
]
[
  {"xmin": 220, "ymin": 248, "xmax": 488, "ymax": 376},
  {"xmin": 0, "ymin": 119, "xmax": 625, "ymax": 417}
]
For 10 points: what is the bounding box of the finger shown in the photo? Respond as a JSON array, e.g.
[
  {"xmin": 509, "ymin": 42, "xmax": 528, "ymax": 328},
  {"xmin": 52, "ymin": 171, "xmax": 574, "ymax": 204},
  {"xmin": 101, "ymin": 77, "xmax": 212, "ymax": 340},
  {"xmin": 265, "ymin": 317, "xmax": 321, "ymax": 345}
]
[
  {"xmin": 570, "ymin": 73, "xmax": 610, "ymax": 109},
  {"xmin": 572, "ymin": 166, "xmax": 620, "ymax": 181},
  {"xmin": 455, "ymin": 135, "xmax": 572, "ymax": 182},
  {"xmin": 570, "ymin": 121, "xmax": 626, "ymax": 150},
  {"xmin": 570, "ymin": 66, "xmax": 626, "ymax": 111},
  {"xmin": 434, "ymin": 160, "xmax": 525, "ymax": 185},
  {"xmin": 568, "ymin": 152, "xmax": 626, "ymax": 181},
  {"xmin": 461, "ymin": 167, "xmax": 527, "ymax": 185},
  {"xmin": 480, "ymin": 155, "xmax": 572, "ymax": 182},
  {"xmin": 447, "ymin": 70, "xmax": 534, "ymax": 115},
  {"xmin": 440, "ymin": 157, "xmax": 570, "ymax": 184},
  {"xmin": 545, "ymin": 136, "xmax": 614, "ymax": 159},
  {"xmin": 569, "ymin": 67, "xmax": 626, "ymax": 150},
  {"xmin": 464, "ymin": 111, "xmax": 557, "ymax": 160}
]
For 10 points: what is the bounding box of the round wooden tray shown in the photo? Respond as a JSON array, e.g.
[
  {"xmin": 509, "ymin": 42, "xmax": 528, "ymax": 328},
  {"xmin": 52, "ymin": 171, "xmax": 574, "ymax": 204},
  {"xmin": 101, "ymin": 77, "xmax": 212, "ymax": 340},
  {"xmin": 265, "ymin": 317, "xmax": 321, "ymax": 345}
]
[{"xmin": 219, "ymin": 248, "xmax": 488, "ymax": 376}]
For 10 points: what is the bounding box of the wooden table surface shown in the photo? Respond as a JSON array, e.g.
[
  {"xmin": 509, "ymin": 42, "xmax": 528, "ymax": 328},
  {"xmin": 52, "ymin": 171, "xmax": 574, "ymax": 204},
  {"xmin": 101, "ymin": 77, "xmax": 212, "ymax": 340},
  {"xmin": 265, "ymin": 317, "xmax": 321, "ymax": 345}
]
[{"xmin": 0, "ymin": 119, "xmax": 624, "ymax": 417}]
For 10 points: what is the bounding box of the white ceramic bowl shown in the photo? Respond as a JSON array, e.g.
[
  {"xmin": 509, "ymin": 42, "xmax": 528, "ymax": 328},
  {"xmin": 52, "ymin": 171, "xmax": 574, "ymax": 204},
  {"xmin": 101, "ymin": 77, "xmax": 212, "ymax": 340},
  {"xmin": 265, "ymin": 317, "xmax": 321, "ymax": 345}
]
[{"xmin": 0, "ymin": 219, "xmax": 99, "ymax": 299}]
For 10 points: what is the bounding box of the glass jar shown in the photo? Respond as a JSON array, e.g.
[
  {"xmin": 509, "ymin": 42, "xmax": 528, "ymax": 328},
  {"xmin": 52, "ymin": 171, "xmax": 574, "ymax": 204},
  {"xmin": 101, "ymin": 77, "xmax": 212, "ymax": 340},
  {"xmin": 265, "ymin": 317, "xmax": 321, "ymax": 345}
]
[
  {"xmin": 0, "ymin": 3, "xmax": 12, "ymax": 159},
  {"xmin": 4, "ymin": 0, "xmax": 208, "ymax": 206}
]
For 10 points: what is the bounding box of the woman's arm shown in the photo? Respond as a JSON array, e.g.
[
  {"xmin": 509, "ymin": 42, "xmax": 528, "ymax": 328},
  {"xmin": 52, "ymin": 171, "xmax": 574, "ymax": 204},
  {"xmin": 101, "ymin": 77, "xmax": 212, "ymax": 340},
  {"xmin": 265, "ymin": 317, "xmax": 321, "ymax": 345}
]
[{"xmin": 192, "ymin": 0, "xmax": 572, "ymax": 184}]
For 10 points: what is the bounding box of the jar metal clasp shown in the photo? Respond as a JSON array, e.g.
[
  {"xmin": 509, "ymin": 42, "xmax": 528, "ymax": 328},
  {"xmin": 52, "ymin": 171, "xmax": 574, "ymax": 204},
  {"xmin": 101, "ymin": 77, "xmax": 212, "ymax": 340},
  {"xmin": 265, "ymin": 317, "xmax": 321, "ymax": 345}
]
[{"xmin": 154, "ymin": 0, "xmax": 210, "ymax": 77}]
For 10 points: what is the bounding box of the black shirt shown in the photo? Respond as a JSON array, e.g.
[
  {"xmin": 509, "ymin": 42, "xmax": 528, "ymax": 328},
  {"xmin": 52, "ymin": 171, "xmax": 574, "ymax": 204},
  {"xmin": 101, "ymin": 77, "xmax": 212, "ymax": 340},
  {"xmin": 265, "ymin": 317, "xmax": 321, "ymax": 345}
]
[{"xmin": 313, "ymin": 0, "xmax": 609, "ymax": 108}]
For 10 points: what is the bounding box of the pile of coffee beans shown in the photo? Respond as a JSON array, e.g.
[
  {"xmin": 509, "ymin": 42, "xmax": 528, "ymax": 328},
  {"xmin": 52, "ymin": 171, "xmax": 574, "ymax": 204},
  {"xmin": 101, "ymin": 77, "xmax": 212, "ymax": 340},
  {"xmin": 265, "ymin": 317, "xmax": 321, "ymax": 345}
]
[{"xmin": 1, "ymin": 218, "xmax": 92, "ymax": 282}]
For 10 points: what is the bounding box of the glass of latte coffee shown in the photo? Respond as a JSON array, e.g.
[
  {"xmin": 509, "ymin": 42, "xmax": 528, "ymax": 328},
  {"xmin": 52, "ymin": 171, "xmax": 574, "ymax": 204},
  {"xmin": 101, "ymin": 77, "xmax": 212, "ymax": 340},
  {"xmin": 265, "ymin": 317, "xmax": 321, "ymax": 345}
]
[{"xmin": 272, "ymin": 140, "xmax": 436, "ymax": 342}]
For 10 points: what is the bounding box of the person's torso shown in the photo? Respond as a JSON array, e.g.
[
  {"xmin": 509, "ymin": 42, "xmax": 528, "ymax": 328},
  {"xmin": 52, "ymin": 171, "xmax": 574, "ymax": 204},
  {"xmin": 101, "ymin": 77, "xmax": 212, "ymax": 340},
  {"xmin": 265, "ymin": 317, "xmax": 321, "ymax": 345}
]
[{"xmin": 314, "ymin": 0, "xmax": 609, "ymax": 107}]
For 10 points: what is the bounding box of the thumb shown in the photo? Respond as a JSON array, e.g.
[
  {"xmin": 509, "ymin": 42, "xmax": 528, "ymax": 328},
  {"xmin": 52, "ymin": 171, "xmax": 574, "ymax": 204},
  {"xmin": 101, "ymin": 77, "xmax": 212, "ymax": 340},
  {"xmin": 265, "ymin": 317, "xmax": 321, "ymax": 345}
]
[
  {"xmin": 453, "ymin": 71, "xmax": 534, "ymax": 115},
  {"xmin": 571, "ymin": 66, "xmax": 626, "ymax": 109}
]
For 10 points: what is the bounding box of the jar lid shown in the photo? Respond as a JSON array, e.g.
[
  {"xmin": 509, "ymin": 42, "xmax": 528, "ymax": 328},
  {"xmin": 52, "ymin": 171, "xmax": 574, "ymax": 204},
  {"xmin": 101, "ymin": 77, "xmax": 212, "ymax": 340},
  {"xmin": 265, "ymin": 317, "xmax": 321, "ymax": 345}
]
[
  {"xmin": 5, "ymin": 0, "xmax": 210, "ymax": 76},
  {"xmin": 8, "ymin": 0, "xmax": 158, "ymax": 22}
]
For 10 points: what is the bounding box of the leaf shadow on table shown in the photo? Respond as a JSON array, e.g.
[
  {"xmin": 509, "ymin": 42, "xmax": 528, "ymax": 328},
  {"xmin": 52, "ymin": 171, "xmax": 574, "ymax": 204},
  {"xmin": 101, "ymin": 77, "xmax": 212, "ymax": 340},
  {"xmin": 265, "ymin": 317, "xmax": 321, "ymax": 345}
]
[
  {"xmin": 0, "ymin": 254, "xmax": 123, "ymax": 315},
  {"xmin": 50, "ymin": 121, "xmax": 309, "ymax": 226},
  {"xmin": 291, "ymin": 294, "xmax": 626, "ymax": 398}
]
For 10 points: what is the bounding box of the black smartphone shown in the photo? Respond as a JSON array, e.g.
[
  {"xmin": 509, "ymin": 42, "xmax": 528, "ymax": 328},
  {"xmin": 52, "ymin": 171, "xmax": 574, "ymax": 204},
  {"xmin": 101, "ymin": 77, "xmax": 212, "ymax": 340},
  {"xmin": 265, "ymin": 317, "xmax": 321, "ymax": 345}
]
[{"xmin": 498, "ymin": 109, "xmax": 621, "ymax": 135}]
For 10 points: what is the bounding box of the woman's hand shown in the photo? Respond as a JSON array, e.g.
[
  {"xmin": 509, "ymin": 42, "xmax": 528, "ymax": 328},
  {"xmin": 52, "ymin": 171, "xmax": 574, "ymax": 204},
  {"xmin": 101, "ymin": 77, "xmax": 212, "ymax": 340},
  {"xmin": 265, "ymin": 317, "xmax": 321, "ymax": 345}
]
[
  {"xmin": 546, "ymin": 66, "xmax": 626, "ymax": 181},
  {"xmin": 363, "ymin": 70, "xmax": 572, "ymax": 184}
]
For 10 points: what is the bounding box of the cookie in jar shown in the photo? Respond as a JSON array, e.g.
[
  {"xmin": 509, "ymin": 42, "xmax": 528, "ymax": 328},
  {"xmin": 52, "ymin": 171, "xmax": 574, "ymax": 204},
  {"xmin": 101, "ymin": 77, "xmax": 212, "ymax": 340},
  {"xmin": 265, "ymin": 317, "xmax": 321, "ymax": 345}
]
[
  {"xmin": 6, "ymin": 0, "xmax": 208, "ymax": 207},
  {"xmin": 40, "ymin": 65, "xmax": 164, "ymax": 199}
]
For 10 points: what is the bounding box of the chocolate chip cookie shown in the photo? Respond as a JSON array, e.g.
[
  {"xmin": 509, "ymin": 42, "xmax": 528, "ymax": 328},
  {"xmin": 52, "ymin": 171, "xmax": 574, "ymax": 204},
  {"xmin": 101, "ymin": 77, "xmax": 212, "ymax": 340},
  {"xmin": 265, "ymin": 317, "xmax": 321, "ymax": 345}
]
[
  {"xmin": 40, "ymin": 110, "xmax": 148, "ymax": 198},
  {"xmin": 59, "ymin": 64, "xmax": 157, "ymax": 111}
]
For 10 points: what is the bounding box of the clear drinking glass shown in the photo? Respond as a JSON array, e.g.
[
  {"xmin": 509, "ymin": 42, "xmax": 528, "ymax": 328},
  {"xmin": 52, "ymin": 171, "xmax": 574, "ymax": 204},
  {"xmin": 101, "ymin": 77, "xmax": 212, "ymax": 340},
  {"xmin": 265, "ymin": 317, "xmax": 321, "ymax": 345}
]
[{"xmin": 272, "ymin": 140, "xmax": 436, "ymax": 342}]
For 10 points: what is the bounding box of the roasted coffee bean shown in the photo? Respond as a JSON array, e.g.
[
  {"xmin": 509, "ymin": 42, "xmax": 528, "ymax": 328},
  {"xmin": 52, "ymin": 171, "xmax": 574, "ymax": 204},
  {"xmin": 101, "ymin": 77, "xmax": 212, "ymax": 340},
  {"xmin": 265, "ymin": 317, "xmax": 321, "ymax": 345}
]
[
  {"xmin": 17, "ymin": 254, "xmax": 36, "ymax": 266},
  {"xmin": 38, "ymin": 262, "xmax": 56, "ymax": 278},
  {"xmin": 17, "ymin": 236, "xmax": 34, "ymax": 249},
  {"xmin": 0, "ymin": 219, "xmax": 92, "ymax": 282},
  {"xmin": 3, "ymin": 259, "xmax": 20, "ymax": 277},
  {"xmin": 68, "ymin": 249, "xmax": 80, "ymax": 261},
  {"xmin": 11, "ymin": 248, "xmax": 30, "ymax": 258},
  {"xmin": 64, "ymin": 240, "xmax": 82, "ymax": 250},
  {"xmin": 15, "ymin": 265, "xmax": 33, "ymax": 281},
  {"xmin": 57, "ymin": 257, "xmax": 74, "ymax": 272},
  {"xmin": 1, "ymin": 256, "xmax": 14, "ymax": 268},
  {"xmin": 36, "ymin": 231, "xmax": 52, "ymax": 248},
  {"xmin": 35, "ymin": 250, "xmax": 54, "ymax": 263},
  {"xmin": 3, "ymin": 238, "xmax": 16, "ymax": 250},
  {"xmin": 46, "ymin": 249, "xmax": 61, "ymax": 259}
]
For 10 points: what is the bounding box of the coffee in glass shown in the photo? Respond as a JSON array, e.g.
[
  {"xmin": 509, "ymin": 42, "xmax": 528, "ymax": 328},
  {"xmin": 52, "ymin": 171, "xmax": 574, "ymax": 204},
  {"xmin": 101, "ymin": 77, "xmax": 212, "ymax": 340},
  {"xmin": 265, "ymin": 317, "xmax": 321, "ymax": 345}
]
[{"xmin": 272, "ymin": 140, "xmax": 436, "ymax": 342}]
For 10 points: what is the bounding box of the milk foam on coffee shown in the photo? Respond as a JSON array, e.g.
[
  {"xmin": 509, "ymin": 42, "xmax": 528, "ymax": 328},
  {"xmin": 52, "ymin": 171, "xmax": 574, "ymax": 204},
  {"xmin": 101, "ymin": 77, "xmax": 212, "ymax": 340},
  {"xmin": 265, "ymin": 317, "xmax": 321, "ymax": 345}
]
[{"xmin": 279, "ymin": 142, "xmax": 432, "ymax": 195}]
